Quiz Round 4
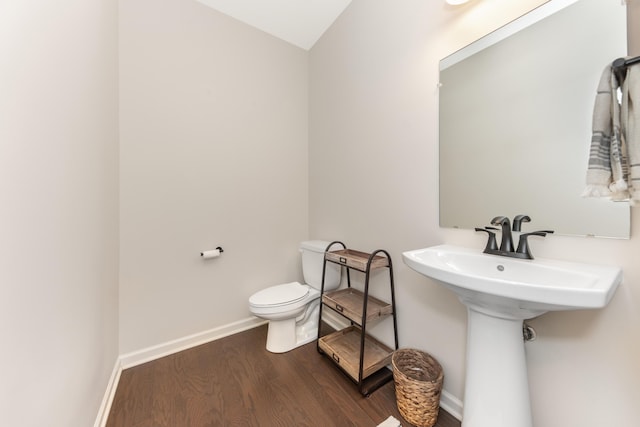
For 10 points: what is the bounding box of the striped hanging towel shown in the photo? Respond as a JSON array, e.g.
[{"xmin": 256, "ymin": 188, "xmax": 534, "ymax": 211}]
[
  {"xmin": 583, "ymin": 64, "xmax": 628, "ymax": 199},
  {"xmin": 623, "ymin": 64, "xmax": 640, "ymax": 202}
]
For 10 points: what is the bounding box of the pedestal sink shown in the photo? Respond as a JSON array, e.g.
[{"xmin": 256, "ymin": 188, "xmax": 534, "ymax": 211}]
[{"xmin": 402, "ymin": 244, "xmax": 622, "ymax": 427}]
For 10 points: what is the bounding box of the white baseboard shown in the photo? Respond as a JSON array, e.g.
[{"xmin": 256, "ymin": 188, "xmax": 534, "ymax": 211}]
[
  {"xmin": 94, "ymin": 317, "xmax": 267, "ymax": 427},
  {"xmin": 93, "ymin": 357, "xmax": 122, "ymax": 427},
  {"xmin": 321, "ymin": 309, "xmax": 351, "ymax": 330},
  {"xmin": 94, "ymin": 316, "xmax": 464, "ymax": 425},
  {"xmin": 120, "ymin": 316, "xmax": 267, "ymax": 369},
  {"xmin": 439, "ymin": 389, "xmax": 463, "ymax": 421}
]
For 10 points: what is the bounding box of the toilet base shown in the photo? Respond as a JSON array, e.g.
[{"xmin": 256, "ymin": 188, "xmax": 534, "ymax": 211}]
[{"xmin": 265, "ymin": 302, "xmax": 320, "ymax": 353}]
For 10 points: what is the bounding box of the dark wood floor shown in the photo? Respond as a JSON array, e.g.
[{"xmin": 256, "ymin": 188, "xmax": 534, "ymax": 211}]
[{"xmin": 107, "ymin": 324, "xmax": 460, "ymax": 427}]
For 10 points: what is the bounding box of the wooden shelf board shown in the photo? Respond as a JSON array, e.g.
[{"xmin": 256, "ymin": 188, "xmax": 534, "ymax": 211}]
[
  {"xmin": 318, "ymin": 326, "xmax": 393, "ymax": 382},
  {"xmin": 322, "ymin": 288, "xmax": 392, "ymax": 324},
  {"xmin": 325, "ymin": 249, "xmax": 389, "ymax": 271}
]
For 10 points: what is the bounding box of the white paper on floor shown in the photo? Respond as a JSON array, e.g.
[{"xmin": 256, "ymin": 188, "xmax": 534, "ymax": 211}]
[{"xmin": 377, "ymin": 415, "xmax": 401, "ymax": 427}]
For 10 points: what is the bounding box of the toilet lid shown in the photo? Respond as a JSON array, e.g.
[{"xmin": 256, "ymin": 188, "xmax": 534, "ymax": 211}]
[{"xmin": 249, "ymin": 282, "xmax": 309, "ymax": 307}]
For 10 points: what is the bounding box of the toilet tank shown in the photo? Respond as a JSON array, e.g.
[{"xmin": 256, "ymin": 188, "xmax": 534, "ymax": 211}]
[{"xmin": 300, "ymin": 240, "xmax": 341, "ymax": 291}]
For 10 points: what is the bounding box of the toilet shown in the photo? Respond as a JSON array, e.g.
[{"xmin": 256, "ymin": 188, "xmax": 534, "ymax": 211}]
[{"xmin": 249, "ymin": 240, "xmax": 341, "ymax": 353}]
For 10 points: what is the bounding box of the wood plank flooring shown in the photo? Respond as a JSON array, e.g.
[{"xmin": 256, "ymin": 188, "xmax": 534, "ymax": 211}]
[{"xmin": 107, "ymin": 324, "xmax": 460, "ymax": 427}]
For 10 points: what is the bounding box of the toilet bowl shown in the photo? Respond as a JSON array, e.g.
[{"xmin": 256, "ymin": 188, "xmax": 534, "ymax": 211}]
[
  {"xmin": 249, "ymin": 282, "xmax": 321, "ymax": 353},
  {"xmin": 249, "ymin": 240, "xmax": 341, "ymax": 353}
]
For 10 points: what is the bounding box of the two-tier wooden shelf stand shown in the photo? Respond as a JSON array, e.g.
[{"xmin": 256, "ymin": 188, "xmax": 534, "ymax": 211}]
[{"xmin": 316, "ymin": 241, "xmax": 399, "ymax": 396}]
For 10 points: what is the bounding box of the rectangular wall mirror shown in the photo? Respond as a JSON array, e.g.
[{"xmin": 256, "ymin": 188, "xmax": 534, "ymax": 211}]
[{"xmin": 439, "ymin": 0, "xmax": 630, "ymax": 238}]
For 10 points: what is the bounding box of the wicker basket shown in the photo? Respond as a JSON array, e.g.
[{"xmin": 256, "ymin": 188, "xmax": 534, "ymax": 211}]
[{"xmin": 391, "ymin": 349, "xmax": 444, "ymax": 427}]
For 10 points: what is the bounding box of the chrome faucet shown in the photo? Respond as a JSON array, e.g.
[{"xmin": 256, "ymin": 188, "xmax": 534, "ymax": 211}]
[{"xmin": 476, "ymin": 215, "xmax": 554, "ymax": 259}]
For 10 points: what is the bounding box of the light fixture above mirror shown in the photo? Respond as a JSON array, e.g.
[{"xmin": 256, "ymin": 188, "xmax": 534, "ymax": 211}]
[{"xmin": 446, "ymin": 0, "xmax": 470, "ymax": 4}]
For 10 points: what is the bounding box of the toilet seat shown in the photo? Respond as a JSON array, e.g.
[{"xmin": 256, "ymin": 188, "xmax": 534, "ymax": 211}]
[{"xmin": 249, "ymin": 282, "xmax": 310, "ymax": 308}]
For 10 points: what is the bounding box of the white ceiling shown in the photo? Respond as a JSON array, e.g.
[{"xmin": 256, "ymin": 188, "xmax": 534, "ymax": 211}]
[{"xmin": 195, "ymin": 0, "xmax": 352, "ymax": 50}]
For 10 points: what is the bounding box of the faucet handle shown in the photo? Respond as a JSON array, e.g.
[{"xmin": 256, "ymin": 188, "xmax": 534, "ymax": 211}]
[
  {"xmin": 516, "ymin": 231, "xmax": 549, "ymax": 259},
  {"xmin": 475, "ymin": 227, "xmax": 499, "ymax": 252},
  {"xmin": 512, "ymin": 214, "xmax": 531, "ymax": 231}
]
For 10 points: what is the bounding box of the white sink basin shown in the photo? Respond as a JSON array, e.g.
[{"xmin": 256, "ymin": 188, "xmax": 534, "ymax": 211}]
[
  {"xmin": 402, "ymin": 244, "xmax": 622, "ymax": 427},
  {"xmin": 402, "ymin": 244, "xmax": 622, "ymax": 318}
]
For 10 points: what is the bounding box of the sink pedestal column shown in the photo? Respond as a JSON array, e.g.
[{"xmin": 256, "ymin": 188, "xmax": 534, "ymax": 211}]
[{"xmin": 462, "ymin": 305, "xmax": 533, "ymax": 427}]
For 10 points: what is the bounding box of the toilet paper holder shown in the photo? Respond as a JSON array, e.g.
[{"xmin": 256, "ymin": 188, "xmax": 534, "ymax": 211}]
[{"xmin": 200, "ymin": 246, "xmax": 224, "ymax": 259}]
